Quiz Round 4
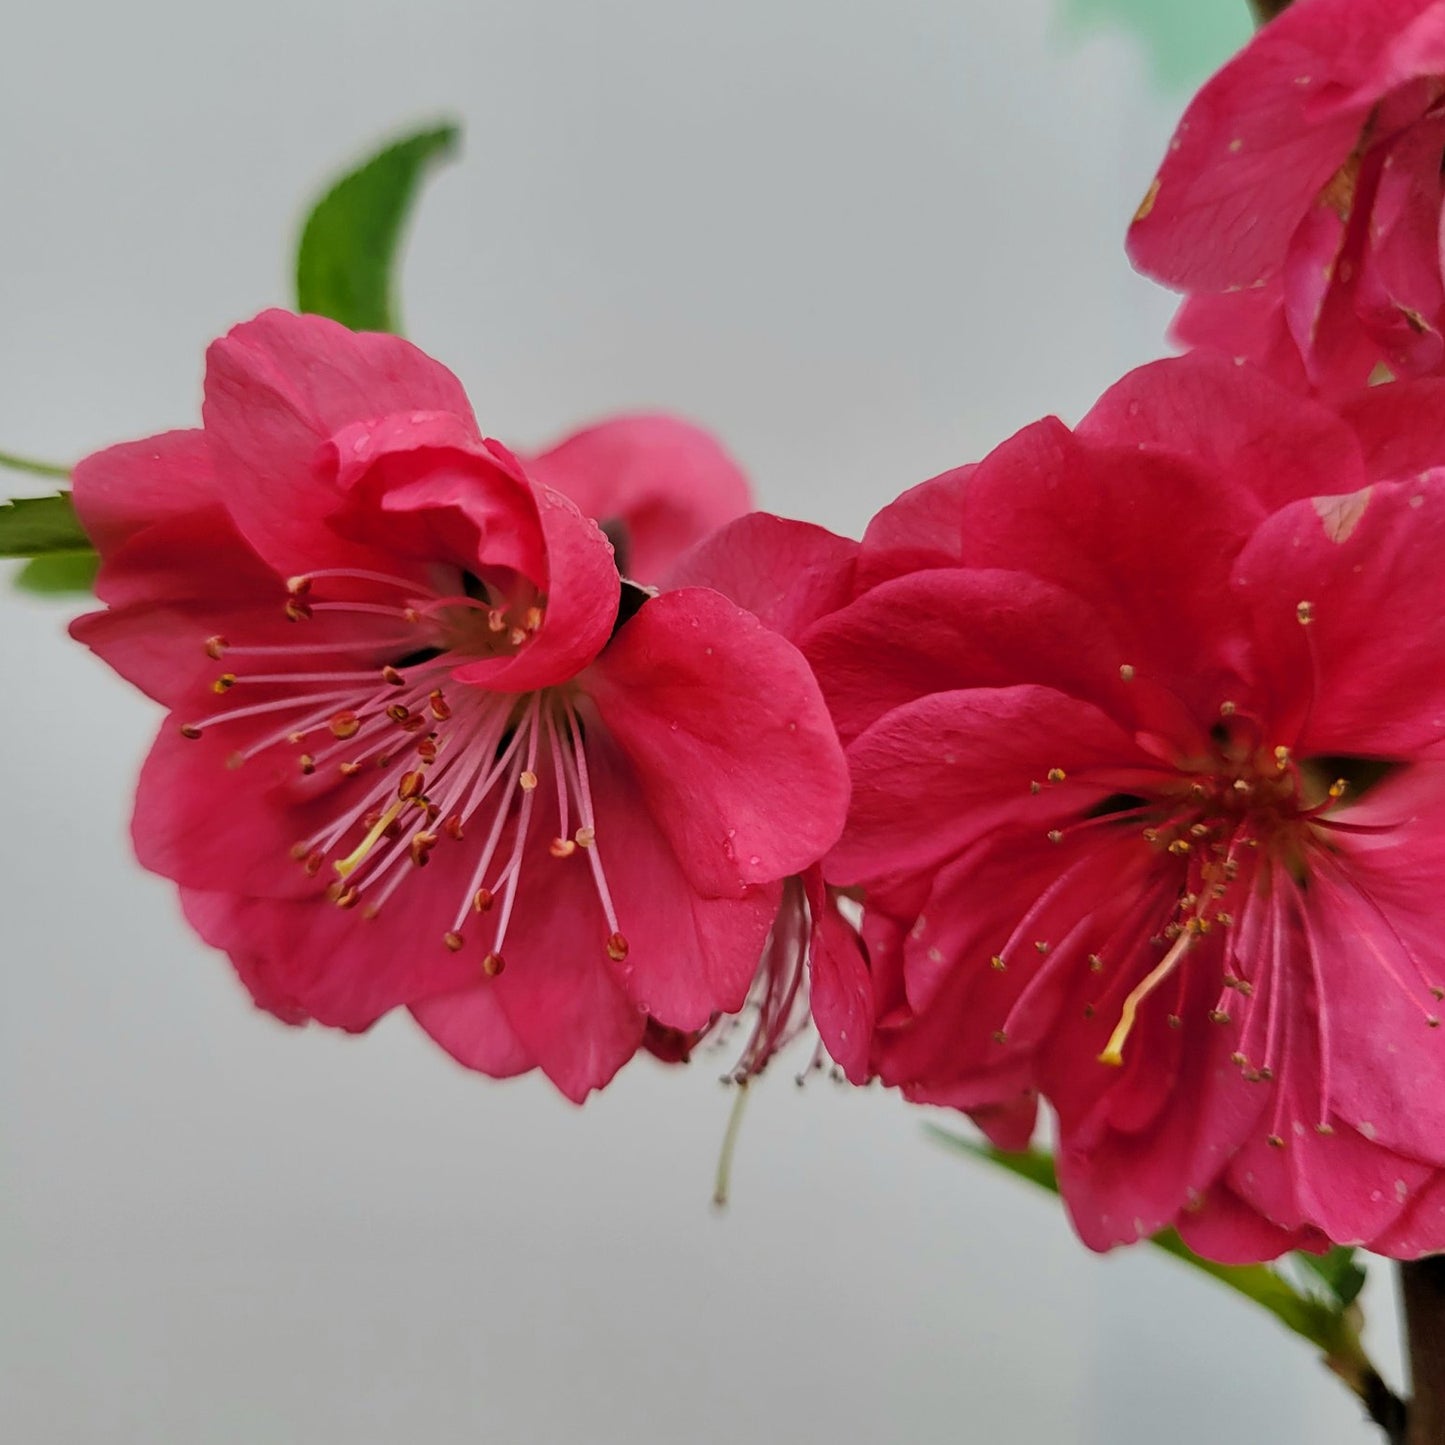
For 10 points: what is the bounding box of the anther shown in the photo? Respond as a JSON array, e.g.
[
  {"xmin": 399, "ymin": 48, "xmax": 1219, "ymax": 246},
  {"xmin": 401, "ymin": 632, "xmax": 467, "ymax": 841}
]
[
  {"xmin": 473, "ymin": 888, "xmax": 495, "ymax": 913},
  {"xmin": 330, "ymin": 711, "xmax": 361, "ymax": 739},
  {"xmin": 1047, "ymin": 829, "xmax": 1064, "ymax": 844},
  {"xmin": 298, "ymin": 754, "xmax": 316, "ymax": 775},
  {"xmin": 992, "ymin": 1029, "xmax": 1008, "ymax": 1045},
  {"xmin": 381, "ymin": 665, "xmax": 405, "ymax": 687},
  {"xmin": 428, "ymin": 690, "xmax": 451, "ymax": 720},
  {"xmin": 1208, "ymin": 1009, "xmax": 1231, "ymax": 1025},
  {"xmin": 606, "ymin": 932, "xmax": 630, "ymax": 962},
  {"xmin": 487, "ymin": 608, "xmax": 507, "ymax": 633},
  {"xmin": 386, "ymin": 703, "xmax": 410, "ymax": 724},
  {"xmin": 409, "ymin": 832, "xmax": 438, "ymax": 867},
  {"xmin": 1267, "ymin": 1134, "xmax": 1285, "ymax": 1150},
  {"xmin": 285, "ymin": 597, "xmax": 312, "ymax": 622},
  {"xmin": 179, "ymin": 723, "xmax": 202, "ymax": 740},
  {"xmin": 1329, "ymin": 778, "xmax": 1348, "ymax": 800},
  {"xmin": 398, "ymin": 770, "xmax": 427, "ymax": 800},
  {"xmin": 482, "ymin": 952, "xmax": 506, "ymax": 977},
  {"xmin": 524, "ymin": 606, "xmax": 544, "ymax": 632},
  {"xmin": 550, "ymin": 837, "xmax": 577, "ymax": 858},
  {"xmin": 286, "ymin": 576, "xmax": 312, "ymax": 598},
  {"xmin": 1034, "ymin": 940, "xmax": 1050, "ymax": 955},
  {"xmin": 1274, "ymin": 745, "xmax": 1291, "ymax": 768},
  {"xmin": 301, "ymin": 848, "xmax": 324, "ymax": 877},
  {"xmin": 519, "ymin": 770, "xmax": 539, "ymax": 792},
  {"xmin": 1296, "ymin": 600, "xmax": 1315, "ymax": 626},
  {"xmin": 1168, "ymin": 839, "xmax": 1191, "ymax": 856},
  {"xmin": 212, "ymin": 673, "xmax": 237, "ymax": 694},
  {"xmin": 339, "ymin": 761, "xmax": 362, "ymax": 777},
  {"xmin": 415, "ymin": 738, "xmax": 438, "ymax": 763},
  {"xmin": 204, "ymin": 635, "xmax": 227, "ymax": 659},
  {"xmin": 575, "ymin": 825, "xmax": 596, "ymax": 848},
  {"xmin": 443, "ymin": 814, "xmax": 465, "ymax": 841},
  {"xmin": 990, "ymin": 954, "xmax": 1007, "ymax": 972},
  {"xmin": 1088, "ymin": 954, "xmax": 1103, "ymax": 973},
  {"xmin": 1029, "ymin": 781, "xmax": 1042, "ymax": 795},
  {"xmin": 1429, "ymin": 1016, "xmax": 1441, "ymax": 1029},
  {"xmin": 443, "ymin": 931, "xmax": 465, "ymax": 952},
  {"xmin": 1119, "ymin": 664, "xmax": 1135, "ymax": 681},
  {"xmin": 1315, "ymin": 1123, "xmax": 1335, "ymax": 1136},
  {"xmin": 1220, "ymin": 700, "xmax": 1237, "ymax": 717},
  {"xmin": 509, "ymin": 627, "xmax": 528, "ymax": 648},
  {"xmin": 333, "ymin": 884, "xmax": 361, "ymax": 910},
  {"xmin": 1046, "ymin": 768, "xmax": 1066, "ymax": 784}
]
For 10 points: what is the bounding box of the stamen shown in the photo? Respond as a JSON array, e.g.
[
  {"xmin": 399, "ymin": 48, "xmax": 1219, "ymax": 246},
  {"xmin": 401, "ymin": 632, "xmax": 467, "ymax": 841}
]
[
  {"xmin": 1098, "ymin": 929, "xmax": 1196, "ymax": 1066},
  {"xmin": 334, "ymin": 798, "xmax": 407, "ymax": 879}
]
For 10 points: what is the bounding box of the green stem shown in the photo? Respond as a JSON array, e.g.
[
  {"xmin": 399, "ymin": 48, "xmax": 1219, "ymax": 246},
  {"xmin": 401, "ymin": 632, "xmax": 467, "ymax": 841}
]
[{"xmin": 0, "ymin": 449, "xmax": 71, "ymax": 480}]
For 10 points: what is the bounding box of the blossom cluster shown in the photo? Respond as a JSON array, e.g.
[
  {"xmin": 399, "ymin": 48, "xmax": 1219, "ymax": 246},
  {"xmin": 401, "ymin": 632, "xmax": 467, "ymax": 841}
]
[{"xmin": 69, "ymin": 0, "xmax": 1445, "ymax": 1264}]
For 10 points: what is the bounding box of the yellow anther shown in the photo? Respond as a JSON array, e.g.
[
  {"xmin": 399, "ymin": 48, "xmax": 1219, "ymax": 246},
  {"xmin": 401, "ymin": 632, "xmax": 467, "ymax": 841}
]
[
  {"xmin": 1046, "ymin": 768, "xmax": 1067, "ymax": 784},
  {"xmin": 1296, "ymin": 600, "xmax": 1315, "ymax": 625},
  {"xmin": 519, "ymin": 770, "xmax": 539, "ymax": 792}
]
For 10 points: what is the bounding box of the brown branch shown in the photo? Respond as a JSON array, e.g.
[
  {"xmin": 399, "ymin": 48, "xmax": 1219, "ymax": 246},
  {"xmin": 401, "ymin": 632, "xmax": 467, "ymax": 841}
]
[
  {"xmin": 1249, "ymin": 0, "xmax": 1294, "ymax": 23},
  {"xmin": 1402, "ymin": 1257, "xmax": 1445, "ymax": 1445}
]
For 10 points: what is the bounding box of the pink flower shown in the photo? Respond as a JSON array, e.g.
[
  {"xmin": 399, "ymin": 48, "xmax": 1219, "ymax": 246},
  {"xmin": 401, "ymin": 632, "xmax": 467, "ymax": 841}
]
[
  {"xmin": 663, "ymin": 512, "xmax": 873, "ymax": 1082},
  {"xmin": 809, "ymin": 353, "xmax": 1445, "ymax": 1260},
  {"xmin": 1128, "ymin": 0, "xmax": 1445, "ymax": 395},
  {"xmin": 70, "ymin": 309, "xmax": 849, "ymax": 1102},
  {"xmin": 523, "ymin": 414, "xmax": 751, "ymax": 585}
]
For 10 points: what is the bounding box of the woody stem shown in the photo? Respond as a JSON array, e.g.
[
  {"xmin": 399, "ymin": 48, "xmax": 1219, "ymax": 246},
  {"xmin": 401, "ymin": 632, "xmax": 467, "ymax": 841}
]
[{"xmin": 1401, "ymin": 1257, "xmax": 1445, "ymax": 1445}]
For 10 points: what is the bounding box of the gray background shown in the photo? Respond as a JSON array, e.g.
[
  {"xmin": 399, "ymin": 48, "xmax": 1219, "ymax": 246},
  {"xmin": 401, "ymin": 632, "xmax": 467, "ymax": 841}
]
[{"xmin": 0, "ymin": 1, "xmax": 1403, "ymax": 1441}]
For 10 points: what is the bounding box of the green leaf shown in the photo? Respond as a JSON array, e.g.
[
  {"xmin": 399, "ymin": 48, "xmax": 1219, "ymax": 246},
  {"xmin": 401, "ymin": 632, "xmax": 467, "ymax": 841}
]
[
  {"xmin": 0, "ymin": 449, "xmax": 72, "ymax": 480},
  {"xmin": 13, "ymin": 551, "xmax": 100, "ymax": 595},
  {"xmin": 0, "ymin": 493, "xmax": 92, "ymax": 557},
  {"xmin": 296, "ymin": 121, "xmax": 461, "ymax": 334},
  {"xmin": 1298, "ymin": 1246, "xmax": 1368, "ymax": 1309}
]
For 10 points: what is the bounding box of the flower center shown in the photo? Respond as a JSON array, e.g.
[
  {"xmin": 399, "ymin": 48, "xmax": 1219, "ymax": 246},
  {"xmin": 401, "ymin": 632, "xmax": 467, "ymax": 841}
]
[
  {"xmin": 1085, "ymin": 711, "xmax": 1360, "ymax": 1068},
  {"xmin": 179, "ymin": 567, "xmax": 630, "ymax": 977}
]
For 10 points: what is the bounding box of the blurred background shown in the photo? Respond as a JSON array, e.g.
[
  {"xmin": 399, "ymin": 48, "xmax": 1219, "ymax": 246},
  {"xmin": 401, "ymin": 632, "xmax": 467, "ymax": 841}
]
[{"xmin": 0, "ymin": 1, "xmax": 1401, "ymax": 1441}]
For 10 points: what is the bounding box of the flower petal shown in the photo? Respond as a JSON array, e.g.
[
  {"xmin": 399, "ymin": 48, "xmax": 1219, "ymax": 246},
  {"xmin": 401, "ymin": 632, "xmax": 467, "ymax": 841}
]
[
  {"xmin": 583, "ymin": 587, "xmax": 850, "ymax": 895},
  {"xmin": 202, "ymin": 309, "xmax": 477, "ymax": 576},
  {"xmin": 805, "ymin": 568, "xmax": 1132, "ymax": 748},
  {"xmin": 524, "ymin": 413, "xmax": 751, "ymax": 584},
  {"xmin": 1231, "ymin": 478, "xmax": 1445, "ymax": 754},
  {"xmin": 1077, "ymin": 353, "xmax": 1365, "ymax": 508},
  {"xmin": 70, "ymin": 429, "xmax": 215, "ymax": 554},
  {"xmin": 666, "ymin": 512, "xmax": 859, "ymax": 643},
  {"xmin": 829, "ymin": 685, "xmax": 1164, "ymax": 889}
]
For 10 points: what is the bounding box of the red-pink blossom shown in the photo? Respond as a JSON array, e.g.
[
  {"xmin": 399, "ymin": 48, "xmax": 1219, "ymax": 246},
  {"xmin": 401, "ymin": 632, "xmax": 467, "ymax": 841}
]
[
  {"xmin": 1128, "ymin": 0, "xmax": 1445, "ymax": 395},
  {"xmin": 70, "ymin": 309, "xmax": 849, "ymax": 1102},
  {"xmin": 810, "ymin": 353, "xmax": 1445, "ymax": 1260},
  {"xmin": 662, "ymin": 512, "xmax": 873, "ymax": 1083}
]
